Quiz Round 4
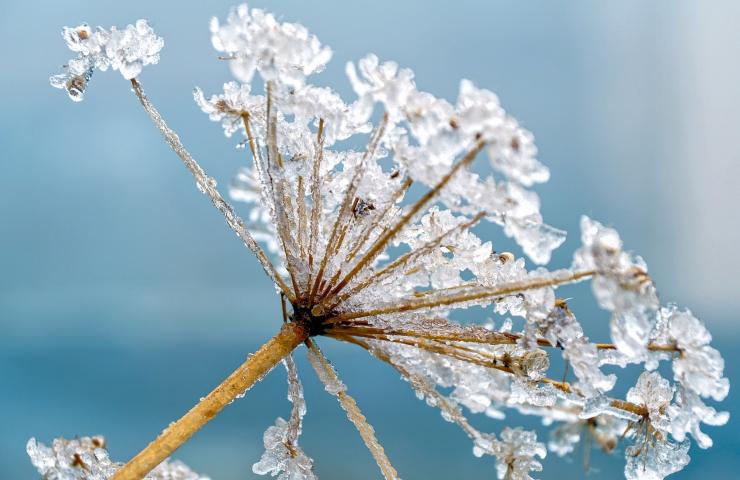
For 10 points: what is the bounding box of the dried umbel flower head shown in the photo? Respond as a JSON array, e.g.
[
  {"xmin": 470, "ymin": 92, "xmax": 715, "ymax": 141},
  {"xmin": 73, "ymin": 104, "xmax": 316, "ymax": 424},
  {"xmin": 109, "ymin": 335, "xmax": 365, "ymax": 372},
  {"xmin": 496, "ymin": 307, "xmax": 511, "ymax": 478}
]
[{"xmin": 39, "ymin": 4, "xmax": 728, "ymax": 480}]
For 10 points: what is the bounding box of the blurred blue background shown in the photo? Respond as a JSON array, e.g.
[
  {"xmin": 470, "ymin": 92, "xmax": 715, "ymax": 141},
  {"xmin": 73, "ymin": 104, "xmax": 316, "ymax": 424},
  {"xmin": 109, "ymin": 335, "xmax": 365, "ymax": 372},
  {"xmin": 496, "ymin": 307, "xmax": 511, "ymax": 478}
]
[{"xmin": 1, "ymin": 1, "xmax": 739, "ymax": 478}]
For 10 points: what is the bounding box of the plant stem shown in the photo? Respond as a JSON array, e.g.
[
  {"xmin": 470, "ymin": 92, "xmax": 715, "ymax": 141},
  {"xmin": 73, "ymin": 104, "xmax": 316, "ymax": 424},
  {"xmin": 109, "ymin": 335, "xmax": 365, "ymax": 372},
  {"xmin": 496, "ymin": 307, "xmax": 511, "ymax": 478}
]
[{"xmin": 111, "ymin": 322, "xmax": 308, "ymax": 480}]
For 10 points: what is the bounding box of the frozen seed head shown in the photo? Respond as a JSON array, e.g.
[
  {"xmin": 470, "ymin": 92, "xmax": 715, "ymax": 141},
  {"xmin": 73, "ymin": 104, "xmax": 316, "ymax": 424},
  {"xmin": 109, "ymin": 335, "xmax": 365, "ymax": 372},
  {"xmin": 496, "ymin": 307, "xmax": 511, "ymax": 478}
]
[
  {"xmin": 50, "ymin": 19, "xmax": 163, "ymax": 101},
  {"xmin": 44, "ymin": 4, "xmax": 729, "ymax": 480}
]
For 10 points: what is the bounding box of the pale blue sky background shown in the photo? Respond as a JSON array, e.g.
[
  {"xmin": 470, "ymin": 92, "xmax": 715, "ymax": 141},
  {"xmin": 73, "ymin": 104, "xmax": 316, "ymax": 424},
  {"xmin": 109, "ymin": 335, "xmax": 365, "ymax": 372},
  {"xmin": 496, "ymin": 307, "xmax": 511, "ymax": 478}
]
[{"xmin": 1, "ymin": 1, "xmax": 739, "ymax": 478}]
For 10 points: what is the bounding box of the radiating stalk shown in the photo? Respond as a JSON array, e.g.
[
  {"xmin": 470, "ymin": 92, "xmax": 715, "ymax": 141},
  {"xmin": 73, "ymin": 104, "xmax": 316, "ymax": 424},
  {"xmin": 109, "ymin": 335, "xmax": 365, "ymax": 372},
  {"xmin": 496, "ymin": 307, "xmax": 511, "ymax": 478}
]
[{"xmin": 129, "ymin": 78, "xmax": 294, "ymax": 302}]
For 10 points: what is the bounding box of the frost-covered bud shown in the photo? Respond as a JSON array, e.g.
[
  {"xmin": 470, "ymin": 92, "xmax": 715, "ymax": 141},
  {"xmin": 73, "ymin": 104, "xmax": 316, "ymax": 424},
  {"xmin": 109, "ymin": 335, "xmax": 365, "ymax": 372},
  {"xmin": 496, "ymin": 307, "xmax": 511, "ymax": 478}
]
[
  {"xmin": 27, "ymin": 436, "xmax": 209, "ymax": 479},
  {"xmin": 662, "ymin": 306, "xmax": 729, "ymax": 401},
  {"xmin": 194, "ymin": 82, "xmax": 265, "ymax": 138},
  {"xmin": 27, "ymin": 436, "xmax": 116, "ymax": 480},
  {"xmin": 210, "ymin": 4, "xmax": 331, "ymax": 87},
  {"xmin": 253, "ymin": 417, "xmax": 316, "ymax": 480},
  {"xmin": 623, "ymin": 372, "xmax": 695, "ymax": 480},
  {"xmin": 624, "ymin": 436, "xmax": 690, "ymax": 480},
  {"xmin": 346, "ymin": 54, "xmax": 417, "ymax": 121},
  {"xmin": 62, "ymin": 23, "xmax": 108, "ymax": 57},
  {"xmin": 456, "ymin": 80, "xmax": 549, "ymax": 187},
  {"xmin": 574, "ymin": 217, "xmax": 660, "ymax": 363},
  {"xmin": 276, "ymin": 84, "xmax": 372, "ymax": 145},
  {"xmin": 626, "ymin": 371, "xmax": 673, "ymax": 424},
  {"xmin": 104, "ymin": 20, "xmax": 164, "ymax": 80},
  {"xmin": 494, "ymin": 427, "xmax": 546, "ymax": 480},
  {"xmin": 50, "ymin": 19, "xmax": 163, "ymax": 101},
  {"xmin": 573, "ymin": 216, "xmax": 659, "ymax": 313}
]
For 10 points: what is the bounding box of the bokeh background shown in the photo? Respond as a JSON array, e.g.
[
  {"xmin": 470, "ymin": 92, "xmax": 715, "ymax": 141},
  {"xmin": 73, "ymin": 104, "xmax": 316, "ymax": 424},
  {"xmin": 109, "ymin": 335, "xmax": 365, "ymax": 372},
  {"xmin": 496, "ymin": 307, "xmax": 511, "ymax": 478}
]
[{"xmin": 1, "ymin": 1, "xmax": 739, "ymax": 478}]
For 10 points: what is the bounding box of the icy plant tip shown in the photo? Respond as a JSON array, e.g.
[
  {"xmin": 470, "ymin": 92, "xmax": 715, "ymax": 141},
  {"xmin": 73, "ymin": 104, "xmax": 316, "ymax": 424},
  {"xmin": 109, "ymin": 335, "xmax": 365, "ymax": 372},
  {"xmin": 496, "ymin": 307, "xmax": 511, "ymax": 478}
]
[{"xmin": 39, "ymin": 4, "xmax": 728, "ymax": 480}]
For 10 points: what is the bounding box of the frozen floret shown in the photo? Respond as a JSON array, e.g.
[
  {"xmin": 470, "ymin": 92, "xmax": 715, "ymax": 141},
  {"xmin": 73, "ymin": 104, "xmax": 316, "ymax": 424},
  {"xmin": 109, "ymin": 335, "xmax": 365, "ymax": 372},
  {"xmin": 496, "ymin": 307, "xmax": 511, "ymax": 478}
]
[
  {"xmin": 50, "ymin": 20, "xmax": 163, "ymax": 101},
  {"xmin": 210, "ymin": 4, "xmax": 331, "ymax": 87}
]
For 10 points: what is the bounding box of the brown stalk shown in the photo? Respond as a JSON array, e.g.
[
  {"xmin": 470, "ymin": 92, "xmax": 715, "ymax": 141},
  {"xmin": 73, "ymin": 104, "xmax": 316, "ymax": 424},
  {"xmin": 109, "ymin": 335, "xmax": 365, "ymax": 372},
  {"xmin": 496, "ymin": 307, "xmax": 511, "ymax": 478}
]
[{"xmin": 111, "ymin": 323, "xmax": 308, "ymax": 480}]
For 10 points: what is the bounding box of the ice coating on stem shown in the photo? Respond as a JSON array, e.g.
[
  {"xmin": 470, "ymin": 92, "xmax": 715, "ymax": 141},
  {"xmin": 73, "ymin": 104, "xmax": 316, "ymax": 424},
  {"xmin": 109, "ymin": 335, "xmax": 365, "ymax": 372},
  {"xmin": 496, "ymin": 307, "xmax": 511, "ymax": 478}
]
[{"xmin": 27, "ymin": 436, "xmax": 208, "ymax": 480}]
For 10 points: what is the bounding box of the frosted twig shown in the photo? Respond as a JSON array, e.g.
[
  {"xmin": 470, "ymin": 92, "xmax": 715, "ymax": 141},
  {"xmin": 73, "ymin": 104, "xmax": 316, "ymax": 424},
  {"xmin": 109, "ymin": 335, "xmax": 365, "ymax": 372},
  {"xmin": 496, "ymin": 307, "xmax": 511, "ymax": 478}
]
[
  {"xmin": 129, "ymin": 78, "xmax": 294, "ymax": 302},
  {"xmin": 305, "ymin": 339, "xmax": 399, "ymax": 480}
]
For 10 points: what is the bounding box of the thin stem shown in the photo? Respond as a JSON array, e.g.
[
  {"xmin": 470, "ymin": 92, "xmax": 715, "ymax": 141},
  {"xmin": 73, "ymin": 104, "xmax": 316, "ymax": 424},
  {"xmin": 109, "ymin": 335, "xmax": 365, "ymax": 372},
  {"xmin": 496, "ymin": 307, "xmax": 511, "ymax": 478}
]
[
  {"xmin": 305, "ymin": 339, "xmax": 399, "ymax": 480},
  {"xmin": 111, "ymin": 322, "xmax": 308, "ymax": 480},
  {"xmin": 129, "ymin": 78, "xmax": 294, "ymax": 302}
]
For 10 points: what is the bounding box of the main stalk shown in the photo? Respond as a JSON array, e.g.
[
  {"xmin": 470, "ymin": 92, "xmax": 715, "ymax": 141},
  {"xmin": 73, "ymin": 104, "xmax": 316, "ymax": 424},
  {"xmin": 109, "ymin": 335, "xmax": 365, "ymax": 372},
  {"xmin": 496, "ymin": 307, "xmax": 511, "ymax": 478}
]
[{"xmin": 112, "ymin": 322, "xmax": 308, "ymax": 480}]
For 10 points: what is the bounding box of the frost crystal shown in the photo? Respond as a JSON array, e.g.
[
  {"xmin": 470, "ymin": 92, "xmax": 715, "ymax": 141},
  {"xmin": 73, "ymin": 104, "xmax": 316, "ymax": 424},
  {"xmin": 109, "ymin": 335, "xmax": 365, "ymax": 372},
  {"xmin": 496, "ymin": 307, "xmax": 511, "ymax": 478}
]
[
  {"xmin": 27, "ymin": 436, "xmax": 208, "ymax": 480},
  {"xmin": 45, "ymin": 4, "xmax": 730, "ymax": 480},
  {"xmin": 51, "ymin": 20, "xmax": 163, "ymax": 101}
]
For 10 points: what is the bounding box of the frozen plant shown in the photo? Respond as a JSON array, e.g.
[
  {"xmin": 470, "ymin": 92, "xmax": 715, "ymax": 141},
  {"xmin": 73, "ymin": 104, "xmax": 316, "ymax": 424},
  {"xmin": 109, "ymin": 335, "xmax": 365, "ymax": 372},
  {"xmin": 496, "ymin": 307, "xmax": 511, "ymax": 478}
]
[{"xmin": 37, "ymin": 4, "xmax": 728, "ymax": 480}]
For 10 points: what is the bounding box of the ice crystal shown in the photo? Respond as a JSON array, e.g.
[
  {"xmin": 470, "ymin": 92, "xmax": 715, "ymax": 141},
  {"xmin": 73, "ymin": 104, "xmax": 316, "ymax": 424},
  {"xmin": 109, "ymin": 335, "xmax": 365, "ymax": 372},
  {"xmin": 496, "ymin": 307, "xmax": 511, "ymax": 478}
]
[
  {"xmin": 45, "ymin": 4, "xmax": 729, "ymax": 480},
  {"xmin": 27, "ymin": 436, "xmax": 207, "ymax": 480}
]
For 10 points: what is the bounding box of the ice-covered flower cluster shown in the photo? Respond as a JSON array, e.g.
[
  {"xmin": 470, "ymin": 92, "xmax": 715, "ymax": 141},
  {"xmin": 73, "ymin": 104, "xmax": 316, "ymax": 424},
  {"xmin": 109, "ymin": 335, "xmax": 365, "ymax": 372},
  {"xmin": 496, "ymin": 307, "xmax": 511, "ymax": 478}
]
[
  {"xmin": 27, "ymin": 436, "xmax": 207, "ymax": 480},
  {"xmin": 43, "ymin": 4, "xmax": 728, "ymax": 480},
  {"xmin": 50, "ymin": 20, "xmax": 163, "ymax": 101}
]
